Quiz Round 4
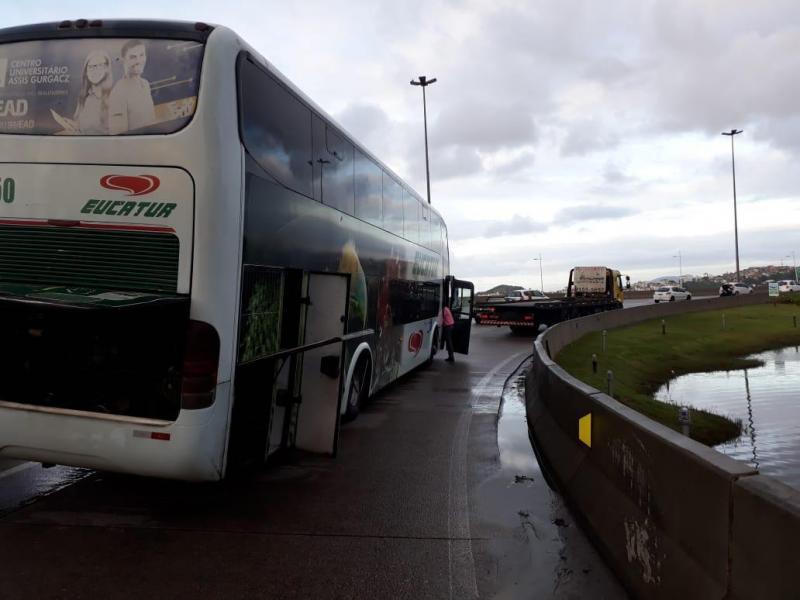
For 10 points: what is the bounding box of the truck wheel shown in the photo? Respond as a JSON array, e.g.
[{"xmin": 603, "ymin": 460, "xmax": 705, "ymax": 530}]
[{"xmin": 654, "ymin": 300, "xmax": 659, "ymax": 303}]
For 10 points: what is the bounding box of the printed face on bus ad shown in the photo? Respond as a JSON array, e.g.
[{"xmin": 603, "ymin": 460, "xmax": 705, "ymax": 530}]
[
  {"xmin": 0, "ymin": 37, "xmax": 202, "ymax": 136},
  {"xmin": 121, "ymin": 41, "xmax": 146, "ymax": 77}
]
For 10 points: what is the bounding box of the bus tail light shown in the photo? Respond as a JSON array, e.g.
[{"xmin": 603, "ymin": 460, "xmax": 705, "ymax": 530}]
[
  {"xmin": 180, "ymin": 320, "xmax": 220, "ymax": 410},
  {"xmin": 523, "ymin": 314, "xmax": 534, "ymax": 321}
]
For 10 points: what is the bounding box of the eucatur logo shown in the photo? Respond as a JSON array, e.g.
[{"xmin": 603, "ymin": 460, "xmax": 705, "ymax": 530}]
[
  {"xmin": 408, "ymin": 331, "xmax": 424, "ymax": 356},
  {"xmin": 100, "ymin": 174, "xmax": 160, "ymax": 197}
]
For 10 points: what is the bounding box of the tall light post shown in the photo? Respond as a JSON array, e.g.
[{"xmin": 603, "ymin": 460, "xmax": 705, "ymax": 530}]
[
  {"xmin": 786, "ymin": 252, "xmax": 797, "ymax": 280},
  {"xmin": 673, "ymin": 251, "xmax": 683, "ymax": 285},
  {"xmin": 532, "ymin": 254, "xmax": 544, "ymax": 293},
  {"xmin": 722, "ymin": 129, "xmax": 743, "ymax": 281},
  {"xmin": 410, "ymin": 75, "xmax": 436, "ymax": 204}
]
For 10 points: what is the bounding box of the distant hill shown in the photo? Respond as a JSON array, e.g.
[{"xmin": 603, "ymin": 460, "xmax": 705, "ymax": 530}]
[{"xmin": 478, "ymin": 284, "xmax": 523, "ymax": 296}]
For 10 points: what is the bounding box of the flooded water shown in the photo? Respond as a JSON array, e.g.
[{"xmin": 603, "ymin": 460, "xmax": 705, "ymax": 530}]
[
  {"xmin": 474, "ymin": 358, "xmax": 627, "ymax": 598},
  {"xmin": 654, "ymin": 347, "xmax": 800, "ymax": 489}
]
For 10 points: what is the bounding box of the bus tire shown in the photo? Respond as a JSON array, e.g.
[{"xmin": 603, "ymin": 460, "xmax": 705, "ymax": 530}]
[{"xmin": 344, "ymin": 355, "xmax": 371, "ymax": 422}]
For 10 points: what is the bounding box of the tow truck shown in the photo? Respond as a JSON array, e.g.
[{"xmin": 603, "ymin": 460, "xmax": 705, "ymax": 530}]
[{"xmin": 475, "ymin": 266, "xmax": 629, "ymax": 333}]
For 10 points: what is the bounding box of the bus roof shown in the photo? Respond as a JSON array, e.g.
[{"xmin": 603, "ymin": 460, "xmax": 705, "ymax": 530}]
[{"xmin": 0, "ymin": 19, "xmax": 214, "ymax": 43}]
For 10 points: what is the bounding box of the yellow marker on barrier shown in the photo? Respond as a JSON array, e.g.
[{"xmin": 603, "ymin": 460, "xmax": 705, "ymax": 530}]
[{"xmin": 579, "ymin": 413, "xmax": 592, "ymax": 448}]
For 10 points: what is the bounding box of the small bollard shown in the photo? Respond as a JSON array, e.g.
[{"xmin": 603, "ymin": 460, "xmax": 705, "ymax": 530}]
[
  {"xmin": 661, "ymin": 319, "xmax": 666, "ymax": 335},
  {"xmin": 602, "ymin": 329, "xmax": 607, "ymax": 353},
  {"xmin": 592, "ymin": 353, "xmax": 598, "ymax": 374},
  {"xmin": 606, "ymin": 369, "xmax": 614, "ymax": 397},
  {"xmin": 678, "ymin": 406, "xmax": 691, "ymax": 437}
]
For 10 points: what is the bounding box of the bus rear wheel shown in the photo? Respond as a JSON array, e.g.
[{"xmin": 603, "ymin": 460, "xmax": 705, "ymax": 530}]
[{"xmin": 344, "ymin": 356, "xmax": 370, "ymax": 421}]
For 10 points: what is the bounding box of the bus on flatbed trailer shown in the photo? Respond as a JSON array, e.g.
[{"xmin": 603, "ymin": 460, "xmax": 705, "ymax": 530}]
[{"xmin": 0, "ymin": 20, "xmax": 473, "ymax": 480}]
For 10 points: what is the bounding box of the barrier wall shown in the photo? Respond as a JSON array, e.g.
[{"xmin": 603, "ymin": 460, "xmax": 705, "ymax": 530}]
[{"xmin": 526, "ymin": 294, "xmax": 800, "ymax": 599}]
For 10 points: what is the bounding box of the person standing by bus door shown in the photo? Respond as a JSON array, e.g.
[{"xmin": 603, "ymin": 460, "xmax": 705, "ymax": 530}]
[{"xmin": 442, "ymin": 305, "xmax": 455, "ymax": 362}]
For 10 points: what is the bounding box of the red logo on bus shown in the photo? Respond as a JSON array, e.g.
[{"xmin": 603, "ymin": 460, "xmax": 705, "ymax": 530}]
[
  {"xmin": 100, "ymin": 175, "xmax": 160, "ymax": 196},
  {"xmin": 408, "ymin": 331, "xmax": 423, "ymax": 356}
]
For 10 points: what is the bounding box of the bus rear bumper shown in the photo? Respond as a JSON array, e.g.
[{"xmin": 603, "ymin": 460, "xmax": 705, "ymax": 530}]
[{"xmin": 0, "ymin": 382, "xmax": 231, "ymax": 482}]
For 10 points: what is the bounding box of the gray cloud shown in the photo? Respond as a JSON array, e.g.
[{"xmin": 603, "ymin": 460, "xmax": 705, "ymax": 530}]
[
  {"xmin": 560, "ymin": 120, "xmax": 621, "ymax": 156},
  {"xmin": 446, "ymin": 214, "xmax": 548, "ymax": 241},
  {"xmin": 554, "ymin": 204, "xmax": 638, "ymax": 223},
  {"xmin": 485, "ymin": 214, "xmax": 548, "ymax": 237},
  {"xmin": 491, "ymin": 150, "xmax": 536, "ymax": 177},
  {"xmin": 603, "ymin": 162, "xmax": 636, "ymax": 186},
  {"xmin": 433, "ymin": 100, "xmax": 537, "ymax": 153}
]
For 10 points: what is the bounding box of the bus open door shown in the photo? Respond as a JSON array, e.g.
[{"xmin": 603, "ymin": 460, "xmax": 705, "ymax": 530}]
[{"xmin": 446, "ymin": 276, "xmax": 474, "ymax": 354}]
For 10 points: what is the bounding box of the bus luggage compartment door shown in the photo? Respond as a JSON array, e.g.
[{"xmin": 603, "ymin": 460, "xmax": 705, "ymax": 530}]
[
  {"xmin": 448, "ymin": 277, "xmax": 474, "ymax": 355},
  {"xmin": 295, "ymin": 272, "xmax": 349, "ymax": 455}
]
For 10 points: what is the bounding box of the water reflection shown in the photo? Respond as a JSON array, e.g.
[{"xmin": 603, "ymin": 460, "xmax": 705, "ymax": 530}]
[
  {"xmin": 744, "ymin": 370, "xmax": 758, "ymax": 470},
  {"xmin": 655, "ymin": 347, "xmax": 800, "ymax": 490}
]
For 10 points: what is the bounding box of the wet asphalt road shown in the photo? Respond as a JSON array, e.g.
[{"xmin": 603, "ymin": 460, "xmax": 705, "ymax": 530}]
[{"xmin": 0, "ymin": 326, "xmax": 626, "ymax": 599}]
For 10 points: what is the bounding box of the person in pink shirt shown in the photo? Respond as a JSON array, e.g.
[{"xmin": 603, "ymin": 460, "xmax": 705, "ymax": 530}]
[{"xmin": 442, "ymin": 305, "xmax": 455, "ymax": 362}]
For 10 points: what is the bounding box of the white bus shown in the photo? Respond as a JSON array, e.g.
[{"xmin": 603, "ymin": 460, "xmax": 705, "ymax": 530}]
[{"xmin": 0, "ymin": 20, "xmax": 473, "ymax": 480}]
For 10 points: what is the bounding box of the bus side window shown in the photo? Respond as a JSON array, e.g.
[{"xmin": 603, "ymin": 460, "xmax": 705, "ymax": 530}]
[
  {"xmin": 403, "ymin": 189, "xmax": 419, "ymax": 244},
  {"xmin": 420, "ymin": 203, "xmax": 431, "ymax": 250},
  {"xmin": 430, "ymin": 212, "xmax": 442, "ymax": 256},
  {"xmin": 354, "ymin": 150, "xmax": 382, "ymax": 226},
  {"xmin": 323, "ymin": 126, "xmax": 355, "ymax": 215},
  {"xmin": 382, "ymin": 173, "xmax": 404, "ymax": 237},
  {"xmin": 239, "ymin": 59, "xmax": 312, "ymax": 198}
]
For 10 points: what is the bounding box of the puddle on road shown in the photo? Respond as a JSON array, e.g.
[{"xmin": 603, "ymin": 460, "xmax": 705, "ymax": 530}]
[
  {"xmin": 0, "ymin": 463, "xmax": 90, "ymax": 518},
  {"xmin": 474, "ymin": 359, "xmax": 626, "ymax": 599}
]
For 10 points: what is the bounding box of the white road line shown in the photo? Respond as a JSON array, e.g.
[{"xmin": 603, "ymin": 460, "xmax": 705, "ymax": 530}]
[{"xmin": 448, "ymin": 351, "xmax": 526, "ymax": 600}]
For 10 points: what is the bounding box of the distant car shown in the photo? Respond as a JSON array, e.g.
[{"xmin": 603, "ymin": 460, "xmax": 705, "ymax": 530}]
[
  {"xmin": 504, "ymin": 289, "xmax": 548, "ymax": 302},
  {"xmin": 778, "ymin": 280, "xmax": 800, "ymax": 293},
  {"xmin": 720, "ymin": 282, "xmax": 752, "ymax": 296},
  {"xmin": 719, "ymin": 283, "xmax": 735, "ymax": 296},
  {"xmin": 474, "ymin": 295, "xmax": 508, "ymax": 323},
  {"xmin": 653, "ymin": 286, "xmax": 691, "ymax": 302}
]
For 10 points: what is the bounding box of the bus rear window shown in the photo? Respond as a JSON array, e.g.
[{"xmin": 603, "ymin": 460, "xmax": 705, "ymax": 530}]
[{"xmin": 0, "ymin": 38, "xmax": 203, "ymax": 135}]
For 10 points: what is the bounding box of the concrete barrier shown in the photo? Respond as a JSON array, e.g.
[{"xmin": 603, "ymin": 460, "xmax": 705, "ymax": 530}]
[{"xmin": 526, "ymin": 294, "xmax": 800, "ymax": 599}]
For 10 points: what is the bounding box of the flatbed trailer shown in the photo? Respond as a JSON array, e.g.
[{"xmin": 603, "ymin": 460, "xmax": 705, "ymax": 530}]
[{"xmin": 475, "ymin": 266, "xmax": 627, "ymax": 333}]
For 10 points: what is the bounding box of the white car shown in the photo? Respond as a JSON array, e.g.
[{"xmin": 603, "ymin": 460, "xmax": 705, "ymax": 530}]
[
  {"xmin": 723, "ymin": 282, "xmax": 753, "ymax": 295},
  {"xmin": 778, "ymin": 280, "xmax": 800, "ymax": 293},
  {"xmin": 505, "ymin": 289, "xmax": 548, "ymax": 302},
  {"xmin": 653, "ymin": 286, "xmax": 691, "ymax": 302}
]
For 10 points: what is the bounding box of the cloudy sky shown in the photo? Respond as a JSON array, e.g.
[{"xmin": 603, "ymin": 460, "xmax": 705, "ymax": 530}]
[{"xmin": 8, "ymin": 1, "xmax": 800, "ymax": 291}]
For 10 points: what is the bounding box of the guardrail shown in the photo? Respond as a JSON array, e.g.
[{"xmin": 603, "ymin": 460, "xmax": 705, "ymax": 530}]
[{"xmin": 526, "ymin": 294, "xmax": 800, "ymax": 599}]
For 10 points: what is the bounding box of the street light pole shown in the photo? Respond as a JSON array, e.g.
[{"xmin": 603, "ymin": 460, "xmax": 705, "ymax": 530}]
[
  {"xmin": 410, "ymin": 75, "xmax": 437, "ymax": 205},
  {"xmin": 673, "ymin": 251, "xmax": 683, "ymax": 285},
  {"xmin": 532, "ymin": 254, "xmax": 544, "ymax": 293},
  {"xmin": 722, "ymin": 129, "xmax": 743, "ymax": 281}
]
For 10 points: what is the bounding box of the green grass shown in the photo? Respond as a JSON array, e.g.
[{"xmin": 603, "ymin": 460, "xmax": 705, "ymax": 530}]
[{"xmin": 556, "ymin": 303, "xmax": 800, "ymax": 446}]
